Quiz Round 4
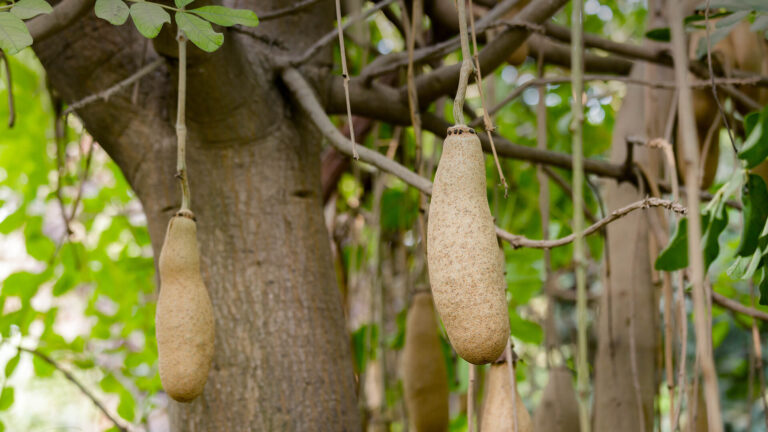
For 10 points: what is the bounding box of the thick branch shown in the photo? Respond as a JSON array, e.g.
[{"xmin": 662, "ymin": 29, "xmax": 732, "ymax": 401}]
[
  {"xmin": 286, "ymin": 68, "xmax": 687, "ymax": 251},
  {"xmin": 527, "ymin": 34, "xmax": 633, "ymax": 75},
  {"xmin": 18, "ymin": 347, "xmax": 128, "ymax": 432},
  {"xmin": 326, "ymin": 75, "xmax": 632, "ymax": 180},
  {"xmin": 408, "ymin": 0, "xmax": 569, "ymax": 106},
  {"xmin": 27, "ymin": 0, "xmax": 95, "ymax": 43},
  {"xmin": 359, "ymin": 0, "xmax": 523, "ymax": 81},
  {"xmin": 283, "ymin": 68, "xmax": 433, "ymax": 194},
  {"xmin": 257, "ymin": 0, "xmax": 326, "ymax": 21}
]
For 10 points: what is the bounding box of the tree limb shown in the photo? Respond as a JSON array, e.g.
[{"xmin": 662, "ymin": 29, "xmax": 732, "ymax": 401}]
[
  {"xmin": 17, "ymin": 346, "xmax": 128, "ymax": 432},
  {"xmin": 27, "ymin": 0, "xmax": 95, "ymax": 43},
  {"xmin": 257, "ymin": 0, "xmax": 327, "ymax": 21},
  {"xmin": 284, "ymin": 67, "xmax": 688, "ymax": 251},
  {"xmin": 406, "ymin": 0, "xmax": 570, "ymax": 107}
]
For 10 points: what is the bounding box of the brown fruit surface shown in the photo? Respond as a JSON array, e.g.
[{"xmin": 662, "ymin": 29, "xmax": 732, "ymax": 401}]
[
  {"xmin": 533, "ymin": 366, "xmax": 580, "ymax": 432},
  {"xmin": 402, "ymin": 292, "xmax": 450, "ymax": 432},
  {"xmin": 156, "ymin": 211, "xmax": 215, "ymax": 403},
  {"xmin": 427, "ymin": 125, "xmax": 510, "ymax": 365},
  {"xmin": 480, "ymin": 362, "xmax": 532, "ymax": 432}
]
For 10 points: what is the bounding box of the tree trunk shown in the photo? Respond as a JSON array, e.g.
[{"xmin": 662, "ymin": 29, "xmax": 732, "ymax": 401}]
[
  {"xmin": 593, "ymin": 66, "xmax": 661, "ymax": 431},
  {"xmin": 33, "ymin": 3, "xmax": 361, "ymax": 430}
]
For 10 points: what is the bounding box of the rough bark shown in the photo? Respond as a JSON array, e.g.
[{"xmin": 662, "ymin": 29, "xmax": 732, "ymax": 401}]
[
  {"xmin": 593, "ymin": 65, "xmax": 663, "ymax": 431},
  {"xmin": 33, "ymin": 2, "xmax": 361, "ymax": 430}
]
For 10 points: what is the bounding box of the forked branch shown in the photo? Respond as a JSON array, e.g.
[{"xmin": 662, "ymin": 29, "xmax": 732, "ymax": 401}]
[{"xmin": 282, "ymin": 67, "xmax": 688, "ymax": 251}]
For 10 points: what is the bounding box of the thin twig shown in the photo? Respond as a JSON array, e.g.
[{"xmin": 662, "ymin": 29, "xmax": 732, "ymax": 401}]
[
  {"xmin": 176, "ymin": 29, "xmax": 191, "ymax": 211},
  {"xmin": 0, "ymin": 50, "xmax": 14, "ymax": 127},
  {"xmin": 68, "ymin": 136, "xmax": 95, "ymax": 222},
  {"xmin": 63, "ymin": 59, "xmax": 164, "ymax": 116},
  {"xmin": 452, "ymin": 0, "xmax": 474, "ymax": 125},
  {"xmin": 54, "ymin": 111, "xmax": 72, "ymax": 236},
  {"xmin": 17, "ymin": 347, "xmax": 128, "ymax": 432},
  {"xmin": 704, "ymin": 1, "xmax": 738, "ymax": 154},
  {"xmin": 669, "ymin": 2, "xmax": 723, "ymax": 429},
  {"xmin": 257, "ymin": 0, "xmax": 324, "ymax": 21},
  {"xmin": 711, "ymin": 291, "xmax": 768, "ymax": 323},
  {"xmin": 468, "ymin": 0, "xmax": 508, "ymax": 196},
  {"xmin": 334, "ymin": 0, "xmax": 358, "ymax": 159},
  {"xmin": 495, "ymin": 200, "xmax": 687, "ymax": 249},
  {"xmin": 289, "ymin": 0, "xmax": 395, "ymax": 66}
]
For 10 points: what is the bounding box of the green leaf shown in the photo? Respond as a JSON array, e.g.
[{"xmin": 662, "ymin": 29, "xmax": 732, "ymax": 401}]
[
  {"xmin": 736, "ymin": 174, "xmax": 768, "ymax": 256},
  {"xmin": 714, "ymin": 10, "xmax": 750, "ymax": 28},
  {"xmin": 32, "ymin": 353, "xmax": 55, "ymax": 377},
  {"xmin": 655, "ymin": 218, "xmax": 689, "ymax": 271},
  {"xmin": 752, "ymin": 14, "xmax": 768, "ymax": 32},
  {"xmin": 702, "ymin": 207, "xmax": 728, "ymax": 269},
  {"xmin": 175, "ymin": 0, "xmax": 194, "ymax": 9},
  {"xmin": 646, "ymin": 27, "xmax": 670, "ymax": 42},
  {"xmin": 100, "ymin": 373, "xmax": 122, "ymax": 393},
  {"xmin": 695, "ymin": 25, "xmax": 735, "ymax": 59},
  {"xmin": 175, "ymin": 11, "xmax": 223, "ymax": 52},
  {"xmin": 760, "ymin": 267, "xmax": 768, "ymax": 306},
  {"xmin": 509, "ymin": 310, "xmax": 542, "ymax": 345},
  {"xmin": 129, "ymin": 2, "xmax": 170, "ymax": 38},
  {"xmin": 95, "ymin": 0, "xmax": 129, "ymax": 25},
  {"xmin": 685, "ymin": 11, "xmax": 733, "ymax": 24},
  {"xmin": 189, "ymin": 6, "xmax": 258, "ymax": 27},
  {"xmin": 4, "ymin": 353, "xmax": 20, "ymax": 379},
  {"xmin": 739, "ymin": 106, "xmax": 768, "ymax": 168},
  {"xmin": 10, "ymin": 0, "xmax": 52, "ymax": 19},
  {"xmin": 0, "ymin": 12, "xmax": 33, "ymax": 55},
  {"xmin": 0, "ymin": 387, "xmax": 13, "ymax": 411},
  {"xmin": 701, "ymin": 1, "xmax": 768, "ymax": 12},
  {"xmin": 117, "ymin": 391, "xmax": 135, "ymax": 421}
]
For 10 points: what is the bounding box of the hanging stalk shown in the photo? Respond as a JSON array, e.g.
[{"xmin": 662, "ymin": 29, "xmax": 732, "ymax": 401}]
[
  {"xmin": 176, "ymin": 29, "xmax": 191, "ymax": 211},
  {"xmin": 452, "ymin": 0, "xmax": 473, "ymax": 125},
  {"xmin": 570, "ymin": 2, "xmax": 590, "ymax": 432},
  {"xmin": 335, "ymin": 0, "xmax": 358, "ymax": 159},
  {"xmin": 467, "ymin": 0, "xmax": 508, "ymax": 196},
  {"xmin": 668, "ymin": 2, "xmax": 723, "ymax": 430}
]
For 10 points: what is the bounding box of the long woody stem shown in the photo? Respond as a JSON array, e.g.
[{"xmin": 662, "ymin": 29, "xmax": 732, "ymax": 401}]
[{"xmin": 176, "ymin": 29, "xmax": 191, "ymax": 211}]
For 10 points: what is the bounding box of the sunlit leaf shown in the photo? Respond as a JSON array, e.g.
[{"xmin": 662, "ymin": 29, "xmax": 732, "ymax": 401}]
[
  {"xmin": 0, "ymin": 13, "xmax": 32, "ymax": 55},
  {"xmin": 190, "ymin": 5, "xmax": 258, "ymax": 27},
  {"xmin": 130, "ymin": 2, "xmax": 171, "ymax": 39},
  {"xmin": 175, "ymin": 11, "xmax": 223, "ymax": 52},
  {"xmin": 95, "ymin": 0, "xmax": 129, "ymax": 25},
  {"xmin": 10, "ymin": 0, "xmax": 52, "ymax": 19}
]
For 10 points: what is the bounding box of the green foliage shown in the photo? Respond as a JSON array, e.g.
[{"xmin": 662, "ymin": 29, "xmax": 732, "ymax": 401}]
[
  {"xmin": 175, "ymin": 11, "xmax": 223, "ymax": 52},
  {"xmin": 0, "ymin": 13, "xmax": 32, "ymax": 54},
  {"xmin": 190, "ymin": 5, "xmax": 258, "ymax": 27},
  {"xmin": 736, "ymin": 174, "xmax": 768, "ymax": 257},
  {"xmin": 95, "ymin": 0, "xmax": 130, "ymax": 25},
  {"xmin": 738, "ymin": 106, "xmax": 768, "ymax": 168},
  {"xmin": 129, "ymin": 2, "xmax": 170, "ymax": 38},
  {"xmin": 655, "ymin": 218, "xmax": 689, "ymax": 271},
  {"xmin": 10, "ymin": 0, "xmax": 52, "ymax": 19}
]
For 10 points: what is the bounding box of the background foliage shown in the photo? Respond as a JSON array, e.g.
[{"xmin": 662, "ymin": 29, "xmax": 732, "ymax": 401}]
[{"xmin": 0, "ymin": 0, "xmax": 766, "ymax": 431}]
